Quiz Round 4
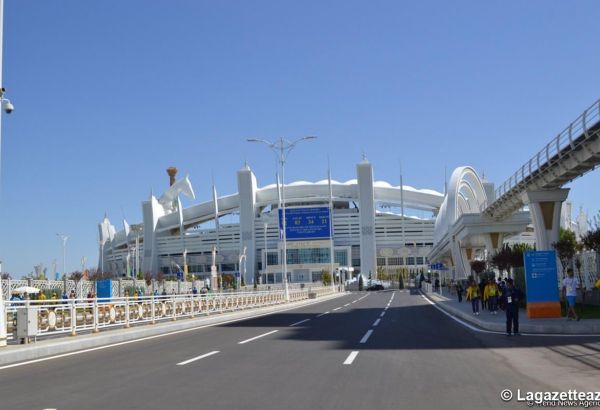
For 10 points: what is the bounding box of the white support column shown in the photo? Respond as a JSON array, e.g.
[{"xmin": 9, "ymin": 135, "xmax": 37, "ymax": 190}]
[
  {"xmin": 141, "ymin": 195, "xmax": 166, "ymax": 275},
  {"xmin": 357, "ymin": 158, "xmax": 377, "ymax": 279},
  {"xmin": 522, "ymin": 189, "xmax": 570, "ymax": 251},
  {"xmin": 237, "ymin": 165, "xmax": 257, "ymax": 286}
]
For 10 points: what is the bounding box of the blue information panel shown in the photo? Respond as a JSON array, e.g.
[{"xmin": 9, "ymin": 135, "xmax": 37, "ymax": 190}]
[
  {"xmin": 96, "ymin": 279, "xmax": 113, "ymax": 302},
  {"xmin": 523, "ymin": 251, "xmax": 560, "ymax": 303},
  {"xmin": 278, "ymin": 207, "xmax": 331, "ymax": 241}
]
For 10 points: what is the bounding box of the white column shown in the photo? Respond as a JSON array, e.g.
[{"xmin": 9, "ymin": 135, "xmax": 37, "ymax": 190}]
[
  {"xmin": 521, "ymin": 189, "xmax": 570, "ymax": 251},
  {"xmin": 357, "ymin": 159, "xmax": 376, "ymax": 278},
  {"xmin": 237, "ymin": 165, "xmax": 257, "ymax": 287}
]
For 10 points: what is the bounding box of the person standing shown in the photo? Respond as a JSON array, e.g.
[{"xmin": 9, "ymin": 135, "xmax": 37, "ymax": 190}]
[
  {"xmin": 484, "ymin": 279, "xmax": 500, "ymax": 315},
  {"xmin": 466, "ymin": 281, "xmax": 480, "ymax": 315},
  {"xmin": 562, "ymin": 268, "xmax": 581, "ymax": 321},
  {"xmin": 456, "ymin": 282, "xmax": 464, "ymax": 303},
  {"xmin": 502, "ymin": 278, "xmax": 523, "ymax": 336}
]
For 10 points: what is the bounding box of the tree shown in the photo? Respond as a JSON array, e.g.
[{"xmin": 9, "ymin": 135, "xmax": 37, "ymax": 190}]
[
  {"xmin": 321, "ymin": 269, "xmax": 332, "ymax": 286},
  {"xmin": 553, "ymin": 228, "xmax": 578, "ymax": 278},
  {"xmin": 358, "ymin": 275, "xmax": 364, "ymax": 291},
  {"xmin": 582, "ymin": 214, "xmax": 600, "ymax": 279},
  {"xmin": 470, "ymin": 260, "xmax": 487, "ymax": 279}
]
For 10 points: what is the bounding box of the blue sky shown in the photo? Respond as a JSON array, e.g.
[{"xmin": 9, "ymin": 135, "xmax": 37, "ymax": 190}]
[{"xmin": 1, "ymin": 0, "xmax": 599, "ymax": 277}]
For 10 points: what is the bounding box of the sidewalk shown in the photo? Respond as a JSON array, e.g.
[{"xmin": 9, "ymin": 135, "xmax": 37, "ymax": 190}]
[
  {"xmin": 422, "ymin": 289, "xmax": 600, "ymax": 335},
  {"xmin": 0, "ymin": 292, "xmax": 345, "ymax": 367}
]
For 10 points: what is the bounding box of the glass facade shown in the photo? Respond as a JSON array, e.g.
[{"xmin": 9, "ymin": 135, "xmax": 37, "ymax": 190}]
[
  {"xmin": 286, "ymin": 248, "xmax": 330, "ymax": 264},
  {"xmin": 334, "ymin": 250, "xmax": 347, "ymax": 266}
]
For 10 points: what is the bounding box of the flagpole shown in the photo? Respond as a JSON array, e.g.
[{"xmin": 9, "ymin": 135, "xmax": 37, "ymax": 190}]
[{"xmin": 328, "ymin": 159, "xmax": 335, "ymax": 292}]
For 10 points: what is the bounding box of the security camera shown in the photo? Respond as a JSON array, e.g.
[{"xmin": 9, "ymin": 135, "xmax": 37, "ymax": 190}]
[{"xmin": 4, "ymin": 100, "xmax": 13, "ymax": 114}]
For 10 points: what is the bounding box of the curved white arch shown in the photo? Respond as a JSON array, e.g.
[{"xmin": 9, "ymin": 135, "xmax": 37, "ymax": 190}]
[
  {"xmin": 433, "ymin": 166, "xmax": 487, "ymax": 244},
  {"xmin": 150, "ymin": 179, "xmax": 443, "ymax": 234}
]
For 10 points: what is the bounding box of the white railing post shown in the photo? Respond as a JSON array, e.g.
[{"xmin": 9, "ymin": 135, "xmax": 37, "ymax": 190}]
[
  {"xmin": 151, "ymin": 295, "xmax": 156, "ymax": 324},
  {"xmin": 124, "ymin": 297, "xmax": 130, "ymax": 328},
  {"xmin": 70, "ymin": 299, "xmax": 77, "ymax": 336},
  {"xmin": 92, "ymin": 298, "xmax": 99, "ymax": 333},
  {"xmin": 171, "ymin": 294, "xmax": 176, "ymax": 321}
]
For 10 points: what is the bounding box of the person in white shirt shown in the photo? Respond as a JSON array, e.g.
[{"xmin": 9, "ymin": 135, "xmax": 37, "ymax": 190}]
[{"xmin": 562, "ymin": 268, "xmax": 580, "ymax": 321}]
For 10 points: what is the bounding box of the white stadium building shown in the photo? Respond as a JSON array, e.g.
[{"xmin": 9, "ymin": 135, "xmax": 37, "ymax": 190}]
[{"xmin": 98, "ymin": 159, "xmax": 445, "ymax": 285}]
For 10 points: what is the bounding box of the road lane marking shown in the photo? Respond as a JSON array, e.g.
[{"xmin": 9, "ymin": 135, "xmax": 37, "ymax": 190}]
[
  {"xmin": 380, "ymin": 312, "xmax": 385, "ymax": 317},
  {"xmin": 238, "ymin": 330, "xmax": 279, "ymax": 345},
  {"xmin": 317, "ymin": 311, "xmax": 330, "ymax": 317},
  {"xmin": 360, "ymin": 329, "xmax": 373, "ymax": 344},
  {"xmin": 344, "ymin": 303, "xmax": 350, "ymax": 307},
  {"xmin": 0, "ymin": 293, "xmax": 347, "ymax": 371},
  {"xmin": 373, "ymin": 318, "xmax": 381, "ymax": 327},
  {"xmin": 343, "ymin": 351, "xmax": 359, "ymax": 365},
  {"xmin": 333, "ymin": 307, "xmax": 342, "ymax": 311},
  {"xmin": 289, "ymin": 319, "xmax": 311, "ymax": 327},
  {"xmin": 384, "ymin": 307, "xmax": 388, "ymax": 311},
  {"xmin": 177, "ymin": 351, "xmax": 219, "ymax": 366},
  {"xmin": 351, "ymin": 300, "xmax": 357, "ymax": 303}
]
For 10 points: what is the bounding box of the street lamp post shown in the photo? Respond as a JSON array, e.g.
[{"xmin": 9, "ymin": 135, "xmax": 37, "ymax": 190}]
[
  {"xmin": 0, "ymin": 0, "xmax": 15, "ymax": 207},
  {"xmin": 247, "ymin": 136, "xmax": 317, "ymax": 302},
  {"xmin": 56, "ymin": 234, "xmax": 69, "ymax": 278},
  {"xmin": 263, "ymin": 222, "xmax": 268, "ymax": 286}
]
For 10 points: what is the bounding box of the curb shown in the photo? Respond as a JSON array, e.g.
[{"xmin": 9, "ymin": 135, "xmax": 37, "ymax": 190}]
[
  {"xmin": 0, "ymin": 292, "xmax": 345, "ymax": 367},
  {"xmin": 421, "ymin": 291, "xmax": 600, "ymax": 335}
]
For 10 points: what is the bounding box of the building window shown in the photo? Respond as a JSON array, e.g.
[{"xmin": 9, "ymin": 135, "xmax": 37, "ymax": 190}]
[
  {"xmin": 406, "ymin": 257, "xmax": 416, "ymax": 266},
  {"xmin": 267, "ymin": 252, "xmax": 278, "ymax": 265},
  {"xmin": 377, "ymin": 258, "xmax": 386, "ymax": 266},
  {"xmin": 221, "ymin": 263, "xmax": 237, "ymax": 272},
  {"xmin": 352, "ymin": 258, "xmax": 361, "ymax": 267},
  {"xmin": 416, "ymin": 257, "xmax": 424, "ymax": 265},
  {"xmin": 387, "ymin": 257, "xmax": 402, "ymax": 266},
  {"xmin": 334, "ymin": 250, "xmax": 348, "ymax": 266}
]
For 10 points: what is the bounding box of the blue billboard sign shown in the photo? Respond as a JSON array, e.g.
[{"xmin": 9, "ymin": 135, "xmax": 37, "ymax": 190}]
[
  {"xmin": 278, "ymin": 207, "xmax": 331, "ymax": 241},
  {"xmin": 523, "ymin": 251, "xmax": 560, "ymax": 303},
  {"xmin": 96, "ymin": 279, "xmax": 113, "ymax": 301}
]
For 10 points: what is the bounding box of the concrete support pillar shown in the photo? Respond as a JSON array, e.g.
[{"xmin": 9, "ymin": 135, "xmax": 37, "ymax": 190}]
[
  {"xmin": 357, "ymin": 159, "xmax": 376, "ymax": 278},
  {"xmin": 141, "ymin": 195, "xmax": 166, "ymax": 275},
  {"xmin": 237, "ymin": 165, "xmax": 257, "ymax": 286},
  {"xmin": 522, "ymin": 189, "xmax": 570, "ymax": 251},
  {"xmin": 484, "ymin": 232, "xmax": 504, "ymax": 254}
]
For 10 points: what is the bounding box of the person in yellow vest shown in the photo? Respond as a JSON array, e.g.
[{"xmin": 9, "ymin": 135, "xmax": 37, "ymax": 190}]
[
  {"xmin": 466, "ymin": 281, "xmax": 481, "ymax": 315},
  {"xmin": 484, "ymin": 279, "xmax": 500, "ymax": 315},
  {"xmin": 595, "ymin": 277, "xmax": 600, "ymax": 289},
  {"xmin": 38, "ymin": 292, "xmax": 47, "ymax": 301}
]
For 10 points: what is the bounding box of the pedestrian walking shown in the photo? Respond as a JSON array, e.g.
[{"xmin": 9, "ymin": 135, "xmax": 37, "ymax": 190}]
[
  {"xmin": 484, "ymin": 279, "xmax": 500, "ymax": 315},
  {"xmin": 456, "ymin": 282, "xmax": 464, "ymax": 303},
  {"xmin": 501, "ymin": 278, "xmax": 523, "ymax": 336},
  {"xmin": 562, "ymin": 268, "xmax": 581, "ymax": 321},
  {"xmin": 466, "ymin": 281, "xmax": 480, "ymax": 315}
]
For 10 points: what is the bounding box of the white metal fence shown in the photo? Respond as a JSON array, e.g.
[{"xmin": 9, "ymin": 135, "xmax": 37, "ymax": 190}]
[{"xmin": 2, "ymin": 285, "xmax": 336, "ymax": 345}]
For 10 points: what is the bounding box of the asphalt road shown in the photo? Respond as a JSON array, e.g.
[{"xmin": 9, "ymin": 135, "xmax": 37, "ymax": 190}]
[{"xmin": 1, "ymin": 289, "xmax": 600, "ymax": 410}]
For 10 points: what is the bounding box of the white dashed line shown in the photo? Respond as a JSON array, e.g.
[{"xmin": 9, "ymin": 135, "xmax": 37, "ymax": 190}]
[
  {"xmin": 344, "ymin": 303, "xmax": 350, "ymax": 307},
  {"xmin": 333, "ymin": 307, "xmax": 342, "ymax": 311},
  {"xmin": 344, "ymin": 351, "xmax": 359, "ymax": 365},
  {"xmin": 380, "ymin": 311, "xmax": 386, "ymax": 317},
  {"xmin": 360, "ymin": 329, "xmax": 374, "ymax": 344},
  {"xmin": 238, "ymin": 330, "xmax": 279, "ymax": 345},
  {"xmin": 373, "ymin": 318, "xmax": 381, "ymax": 327},
  {"xmin": 317, "ymin": 311, "xmax": 330, "ymax": 317},
  {"xmin": 177, "ymin": 351, "xmax": 220, "ymax": 366},
  {"xmin": 289, "ymin": 318, "xmax": 311, "ymax": 327}
]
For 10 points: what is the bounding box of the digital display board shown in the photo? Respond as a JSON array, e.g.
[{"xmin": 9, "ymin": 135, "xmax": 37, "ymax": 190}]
[{"xmin": 278, "ymin": 207, "xmax": 331, "ymax": 240}]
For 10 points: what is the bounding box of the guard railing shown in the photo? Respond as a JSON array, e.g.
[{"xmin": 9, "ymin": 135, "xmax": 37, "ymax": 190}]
[{"xmin": 1, "ymin": 286, "xmax": 336, "ymax": 345}]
